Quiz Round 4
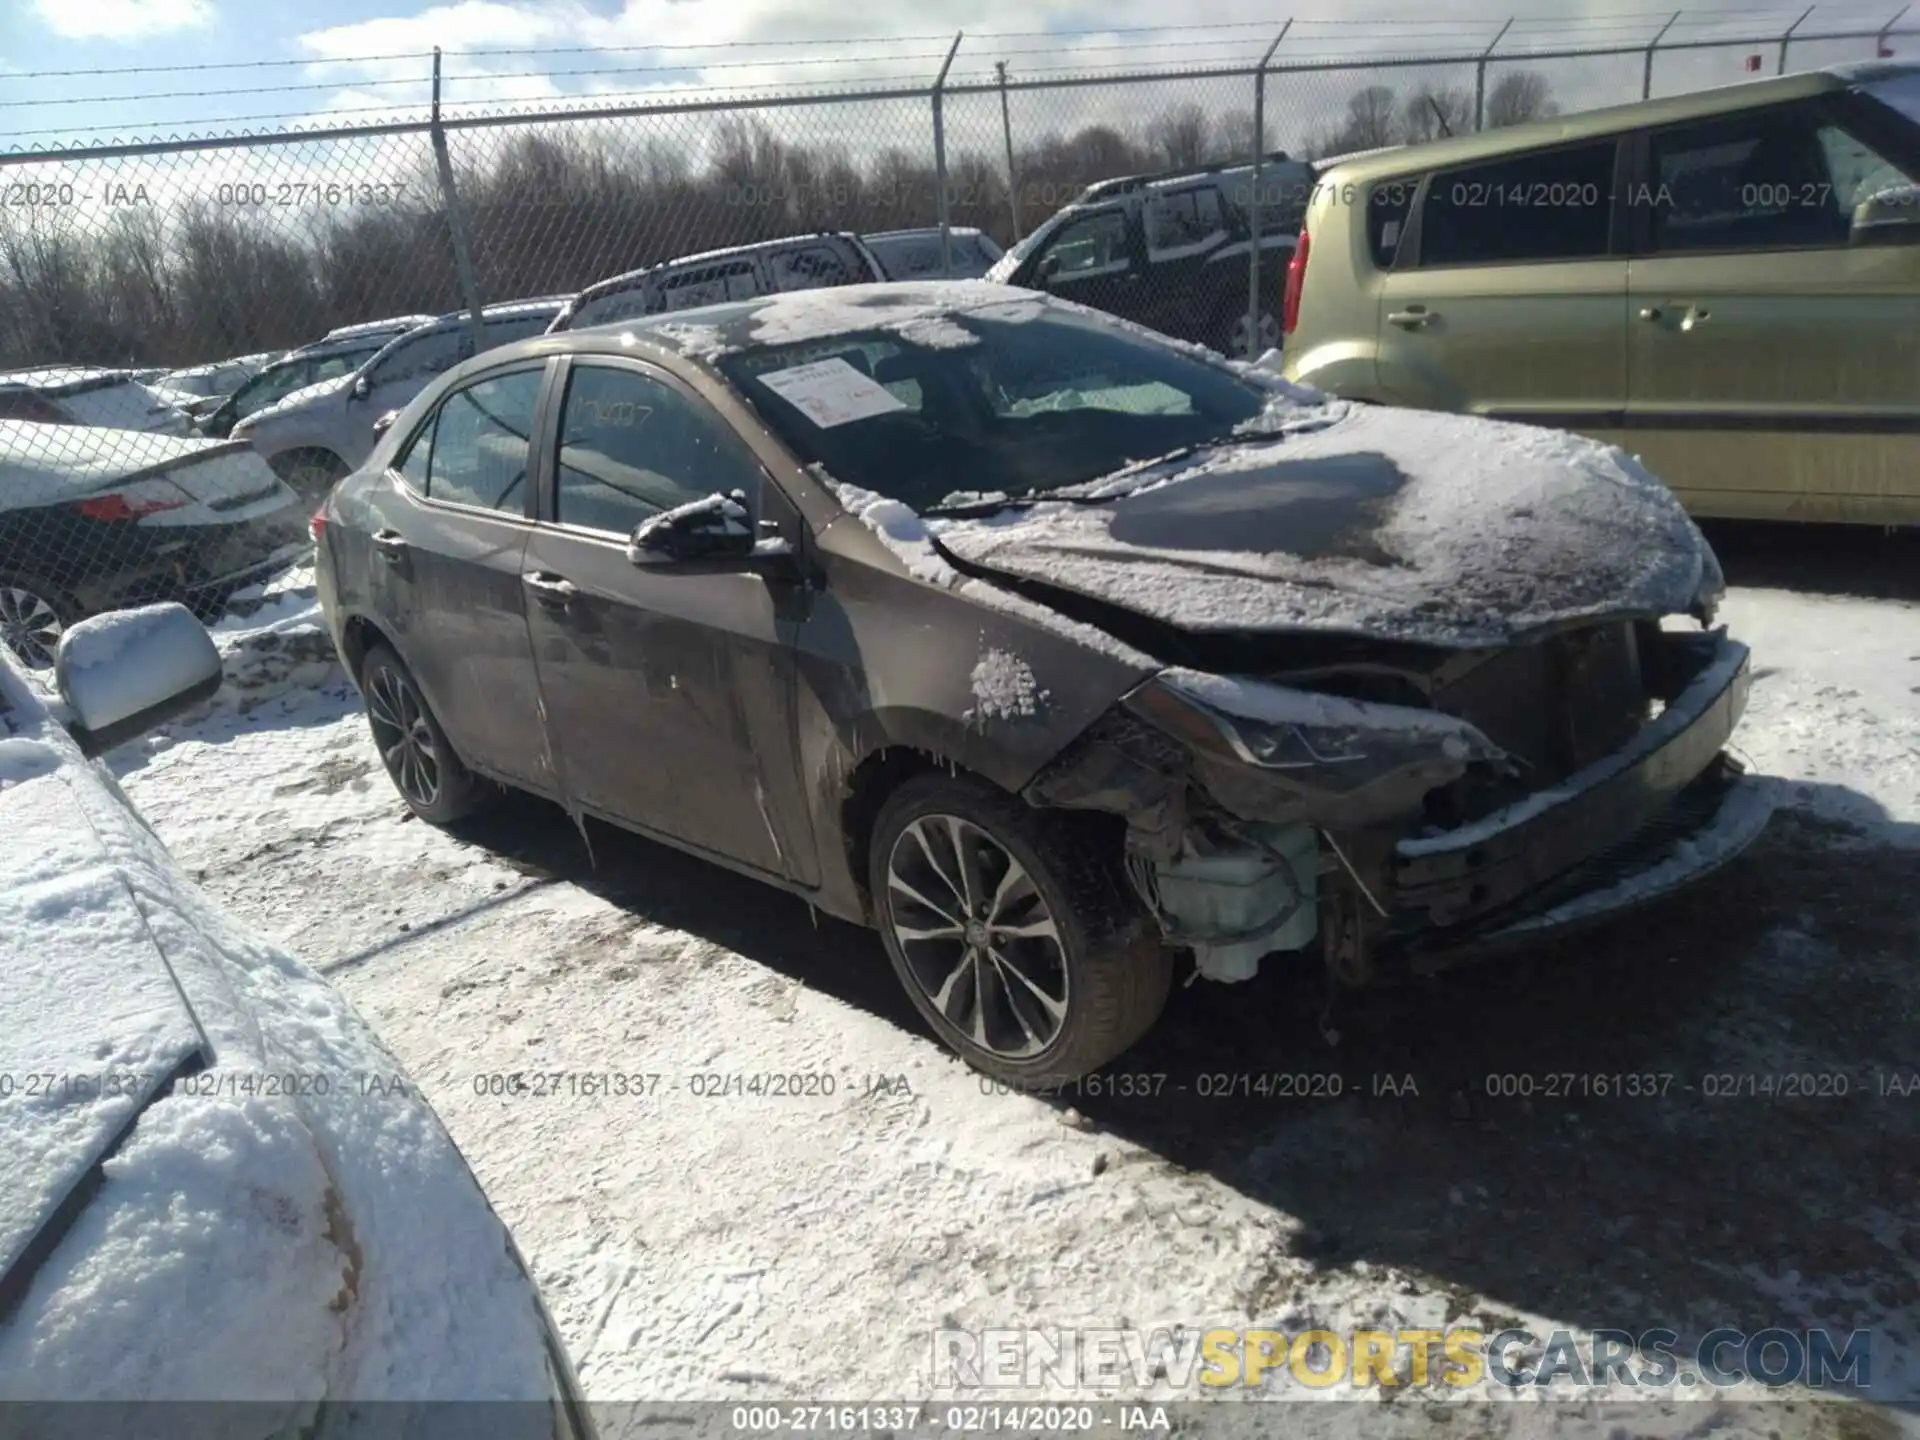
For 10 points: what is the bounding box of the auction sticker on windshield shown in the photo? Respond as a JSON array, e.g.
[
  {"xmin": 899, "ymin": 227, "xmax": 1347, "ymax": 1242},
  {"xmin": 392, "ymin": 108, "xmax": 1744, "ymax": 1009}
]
[{"xmin": 756, "ymin": 357, "xmax": 907, "ymax": 428}]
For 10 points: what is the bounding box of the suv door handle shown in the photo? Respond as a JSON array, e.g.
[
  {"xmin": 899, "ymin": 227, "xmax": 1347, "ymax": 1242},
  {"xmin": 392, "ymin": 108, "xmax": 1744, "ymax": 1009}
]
[
  {"xmin": 522, "ymin": 571, "xmax": 578, "ymax": 607},
  {"xmin": 1387, "ymin": 306, "xmax": 1434, "ymax": 329}
]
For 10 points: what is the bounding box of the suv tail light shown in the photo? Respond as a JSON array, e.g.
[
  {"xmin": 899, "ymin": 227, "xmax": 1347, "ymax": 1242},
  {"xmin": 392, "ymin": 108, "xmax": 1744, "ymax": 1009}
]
[
  {"xmin": 309, "ymin": 509, "xmax": 327, "ymax": 543},
  {"xmin": 1282, "ymin": 228, "xmax": 1311, "ymax": 336},
  {"xmin": 74, "ymin": 492, "xmax": 187, "ymax": 522}
]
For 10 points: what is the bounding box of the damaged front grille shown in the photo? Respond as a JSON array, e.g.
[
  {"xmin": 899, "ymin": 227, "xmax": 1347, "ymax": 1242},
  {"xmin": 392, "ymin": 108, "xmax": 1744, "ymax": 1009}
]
[{"xmin": 1424, "ymin": 621, "xmax": 1648, "ymax": 826}]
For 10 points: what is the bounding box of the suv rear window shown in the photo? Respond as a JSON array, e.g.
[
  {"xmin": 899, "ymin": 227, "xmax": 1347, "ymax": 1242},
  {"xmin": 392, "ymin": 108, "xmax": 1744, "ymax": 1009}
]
[{"xmin": 1416, "ymin": 140, "xmax": 1617, "ymax": 266}]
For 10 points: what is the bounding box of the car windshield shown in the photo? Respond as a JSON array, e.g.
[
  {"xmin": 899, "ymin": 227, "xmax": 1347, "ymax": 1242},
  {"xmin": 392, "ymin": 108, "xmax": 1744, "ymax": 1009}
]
[
  {"xmin": 717, "ymin": 306, "xmax": 1268, "ymax": 510},
  {"xmin": 1862, "ymin": 72, "xmax": 1920, "ymax": 129}
]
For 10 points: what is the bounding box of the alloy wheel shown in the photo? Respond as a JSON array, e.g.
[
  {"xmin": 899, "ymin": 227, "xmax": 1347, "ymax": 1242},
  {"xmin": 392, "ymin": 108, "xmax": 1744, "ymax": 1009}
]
[
  {"xmin": 0, "ymin": 585, "xmax": 65, "ymax": 670},
  {"xmin": 365, "ymin": 662, "xmax": 441, "ymax": 808},
  {"xmin": 885, "ymin": 814, "xmax": 1070, "ymax": 1059},
  {"xmin": 1230, "ymin": 309, "xmax": 1283, "ymax": 360}
]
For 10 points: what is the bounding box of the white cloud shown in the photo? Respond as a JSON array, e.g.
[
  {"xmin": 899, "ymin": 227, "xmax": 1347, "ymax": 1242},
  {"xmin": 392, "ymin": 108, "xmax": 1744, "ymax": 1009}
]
[{"xmin": 29, "ymin": 0, "xmax": 215, "ymax": 41}]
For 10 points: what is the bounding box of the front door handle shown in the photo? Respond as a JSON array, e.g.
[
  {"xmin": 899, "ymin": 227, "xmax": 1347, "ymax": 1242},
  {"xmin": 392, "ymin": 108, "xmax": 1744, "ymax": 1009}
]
[
  {"xmin": 1679, "ymin": 304, "xmax": 1711, "ymax": 331},
  {"xmin": 1387, "ymin": 306, "xmax": 1435, "ymax": 330},
  {"xmin": 1639, "ymin": 306, "xmax": 1663, "ymax": 322},
  {"xmin": 522, "ymin": 571, "xmax": 578, "ymax": 608}
]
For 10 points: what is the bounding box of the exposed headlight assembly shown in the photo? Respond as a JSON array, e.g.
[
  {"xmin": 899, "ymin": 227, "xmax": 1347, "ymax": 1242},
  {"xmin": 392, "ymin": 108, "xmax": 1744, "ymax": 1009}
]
[{"xmin": 1122, "ymin": 667, "xmax": 1505, "ymax": 805}]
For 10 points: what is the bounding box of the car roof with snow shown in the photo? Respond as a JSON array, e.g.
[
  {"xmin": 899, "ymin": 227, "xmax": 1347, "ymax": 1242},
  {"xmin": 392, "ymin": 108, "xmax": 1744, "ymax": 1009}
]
[
  {"xmin": 591, "ymin": 279, "xmax": 1054, "ymax": 362},
  {"xmin": 560, "ymin": 233, "xmax": 877, "ymax": 311}
]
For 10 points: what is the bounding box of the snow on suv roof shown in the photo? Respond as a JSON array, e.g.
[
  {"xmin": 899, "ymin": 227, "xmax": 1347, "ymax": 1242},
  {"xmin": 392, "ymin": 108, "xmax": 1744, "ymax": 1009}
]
[{"xmin": 317, "ymin": 314, "xmax": 436, "ymax": 343}]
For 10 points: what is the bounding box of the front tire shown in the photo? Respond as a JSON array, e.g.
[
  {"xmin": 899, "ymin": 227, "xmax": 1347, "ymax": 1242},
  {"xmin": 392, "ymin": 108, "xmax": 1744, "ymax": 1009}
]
[
  {"xmin": 359, "ymin": 642, "xmax": 494, "ymax": 824},
  {"xmin": 868, "ymin": 773, "xmax": 1171, "ymax": 1088}
]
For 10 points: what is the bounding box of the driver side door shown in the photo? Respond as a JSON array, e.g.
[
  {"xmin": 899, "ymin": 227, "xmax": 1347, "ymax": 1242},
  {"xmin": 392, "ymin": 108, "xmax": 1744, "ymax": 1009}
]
[
  {"xmin": 1029, "ymin": 206, "xmax": 1148, "ymax": 327},
  {"xmin": 523, "ymin": 357, "xmax": 817, "ymax": 882}
]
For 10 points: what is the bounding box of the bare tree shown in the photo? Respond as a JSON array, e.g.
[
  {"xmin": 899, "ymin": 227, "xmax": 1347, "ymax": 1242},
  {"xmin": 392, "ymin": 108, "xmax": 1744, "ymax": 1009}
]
[
  {"xmin": 1485, "ymin": 70, "xmax": 1560, "ymax": 128},
  {"xmin": 1400, "ymin": 84, "xmax": 1475, "ymax": 143},
  {"xmin": 1304, "ymin": 85, "xmax": 1401, "ymax": 158},
  {"xmin": 1145, "ymin": 103, "xmax": 1211, "ymax": 169}
]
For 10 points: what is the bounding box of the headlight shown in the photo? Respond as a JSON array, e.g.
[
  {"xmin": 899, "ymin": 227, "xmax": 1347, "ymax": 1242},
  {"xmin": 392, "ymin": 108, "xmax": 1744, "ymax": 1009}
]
[{"xmin": 1122, "ymin": 668, "xmax": 1504, "ymax": 796}]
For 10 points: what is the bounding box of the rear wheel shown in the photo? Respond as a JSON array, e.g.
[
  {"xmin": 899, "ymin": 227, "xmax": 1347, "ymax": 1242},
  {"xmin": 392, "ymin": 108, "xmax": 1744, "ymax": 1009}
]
[
  {"xmin": 1225, "ymin": 304, "xmax": 1283, "ymax": 361},
  {"xmin": 868, "ymin": 773, "xmax": 1171, "ymax": 1088},
  {"xmin": 359, "ymin": 642, "xmax": 494, "ymax": 824},
  {"xmin": 0, "ymin": 579, "xmax": 74, "ymax": 670}
]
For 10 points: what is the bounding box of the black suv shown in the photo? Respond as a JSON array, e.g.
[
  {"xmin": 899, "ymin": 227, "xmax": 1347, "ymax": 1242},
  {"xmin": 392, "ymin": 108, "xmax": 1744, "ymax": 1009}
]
[{"xmin": 985, "ymin": 154, "xmax": 1315, "ymax": 358}]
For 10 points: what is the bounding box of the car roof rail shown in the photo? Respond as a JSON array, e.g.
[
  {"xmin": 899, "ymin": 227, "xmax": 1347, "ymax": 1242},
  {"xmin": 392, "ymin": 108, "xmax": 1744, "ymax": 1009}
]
[{"xmin": 1074, "ymin": 150, "xmax": 1296, "ymax": 203}]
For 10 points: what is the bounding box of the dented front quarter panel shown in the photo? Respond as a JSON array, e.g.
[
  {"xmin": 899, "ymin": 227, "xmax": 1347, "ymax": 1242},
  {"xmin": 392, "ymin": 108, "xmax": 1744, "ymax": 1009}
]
[{"xmin": 791, "ymin": 512, "xmax": 1159, "ymax": 922}]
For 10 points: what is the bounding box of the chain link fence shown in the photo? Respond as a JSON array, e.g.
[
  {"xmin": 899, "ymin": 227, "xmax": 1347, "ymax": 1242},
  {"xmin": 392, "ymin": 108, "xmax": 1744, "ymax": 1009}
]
[{"xmin": 1, "ymin": 14, "xmax": 1914, "ymax": 668}]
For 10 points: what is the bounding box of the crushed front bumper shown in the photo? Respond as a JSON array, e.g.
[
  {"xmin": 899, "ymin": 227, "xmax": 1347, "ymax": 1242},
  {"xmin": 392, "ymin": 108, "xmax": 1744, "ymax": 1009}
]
[{"xmin": 1384, "ymin": 633, "xmax": 1771, "ymax": 969}]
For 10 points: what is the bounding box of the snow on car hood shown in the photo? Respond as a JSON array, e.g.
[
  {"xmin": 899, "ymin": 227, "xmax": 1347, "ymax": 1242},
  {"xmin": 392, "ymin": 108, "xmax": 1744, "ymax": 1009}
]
[
  {"xmin": 0, "ymin": 654, "xmax": 562, "ymax": 1410},
  {"xmin": 931, "ymin": 404, "xmax": 1723, "ymax": 649}
]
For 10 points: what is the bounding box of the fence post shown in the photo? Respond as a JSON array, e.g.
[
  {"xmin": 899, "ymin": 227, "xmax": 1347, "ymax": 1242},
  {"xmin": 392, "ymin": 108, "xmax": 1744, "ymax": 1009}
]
[
  {"xmin": 1474, "ymin": 18, "xmax": 1514, "ymax": 131},
  {"xmin": 1643, "ymin": 11, "xmax": 1682, "ymax": 98},
  {"xmin": 997, "ymin": 61, "xmax": 1023, "ymax": 243},
  {"xmin": 931, "ymin": 32, "xmax": 964, "ymax": 279},
  {"xmin": 429, "ymin": 48, "xmax": 485, "ymax": 352},
  {"xmin": 1879, "ymin": 4, "xmax": 1911, "ymax": 55},
  {"xmin": 1246, "ymin": 21, "xmax": 1291, "ymax": 362},
  {"xmin": 1779, "ymin": 4, "xmax": 1816, "ymax": 72}
]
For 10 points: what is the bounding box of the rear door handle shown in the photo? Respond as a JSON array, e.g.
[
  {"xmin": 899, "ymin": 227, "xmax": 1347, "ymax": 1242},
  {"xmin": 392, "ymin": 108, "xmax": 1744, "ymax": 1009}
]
[
  {"xmin": 1679, "ymin": 304, "xmax": 1710, "ymax": 331},
  {"xmin": 522, "ymin": 571, "xmax": 578, "ymax": 607},
  {"xmin": 1387, "ymin": 306, "xmax": 1435, "ymax": 330}
]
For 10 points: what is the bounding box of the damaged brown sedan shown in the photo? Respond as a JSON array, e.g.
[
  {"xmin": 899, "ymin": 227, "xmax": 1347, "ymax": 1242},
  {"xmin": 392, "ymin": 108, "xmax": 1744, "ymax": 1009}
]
[{"xmin": 315, "ymin": 281, "xmax": 1771, "ymax": 1086}]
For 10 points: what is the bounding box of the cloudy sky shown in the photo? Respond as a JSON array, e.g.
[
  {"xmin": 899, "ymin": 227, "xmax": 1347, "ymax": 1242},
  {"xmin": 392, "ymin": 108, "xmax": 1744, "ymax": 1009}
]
[{"xmin": 0, "ymin": 0, "xmax": 1908, "ymax": 153}]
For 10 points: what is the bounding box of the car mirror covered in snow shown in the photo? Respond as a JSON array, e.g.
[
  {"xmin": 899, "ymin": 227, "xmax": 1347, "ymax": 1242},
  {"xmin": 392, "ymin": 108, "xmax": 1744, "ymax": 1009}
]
[
  {"xmin": 627, "ymin": 490, "xmax": 756, "ymax": 565},
  {"xmin": 54, "ymin": 603, "xmax": 222, "ymax": 757}
]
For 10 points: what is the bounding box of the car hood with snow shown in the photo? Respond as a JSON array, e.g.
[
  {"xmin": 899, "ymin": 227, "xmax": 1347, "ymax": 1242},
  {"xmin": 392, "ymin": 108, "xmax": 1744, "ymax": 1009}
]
[
  {"xmin": 928, "ymin": 404, "xmax": 1724, "ymax": 651},
  {"xmin": 0, "ymin": 645, "xmax": 587, "ymax": 1426}
]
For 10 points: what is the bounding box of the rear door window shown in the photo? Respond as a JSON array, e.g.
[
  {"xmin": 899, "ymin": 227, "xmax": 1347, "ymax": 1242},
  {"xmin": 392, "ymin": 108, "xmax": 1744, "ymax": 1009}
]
[
  {"xmin": 1416, "ymin": 140, "xmax": 1618, "ymax": 266},
  {"xmin": 767, "ymin": 243, "xmax": 858, "ymax": 291},
  {"xmin": 1644, "ymin": 103, "xmax": 1914, "ymax": 252},
  {"xmin": 1145, "ymin": 185, "xmax": 1228, "ymax": 259},
  {"xmin": 657, "ymin": 259, "xmax": 762, "ymax": 312},
  {"xmin": 1367, "ymin": 178, "xmax": 1418, "ymax": 268},
  {"xmin": 423, "ymin": 367, "xmax": 543, "ymax": 513}
]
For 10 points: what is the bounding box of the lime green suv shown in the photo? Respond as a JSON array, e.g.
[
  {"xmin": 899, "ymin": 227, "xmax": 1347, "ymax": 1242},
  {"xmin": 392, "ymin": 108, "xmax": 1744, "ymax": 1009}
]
[{"xmin": 1282, "ymin": 63, "xmax": 1920, "ymax": 526}]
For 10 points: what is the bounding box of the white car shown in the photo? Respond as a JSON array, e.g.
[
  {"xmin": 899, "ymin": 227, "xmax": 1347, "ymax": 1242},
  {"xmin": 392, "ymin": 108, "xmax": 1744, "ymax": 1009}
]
[
  {"xmin": 233, "ymin": 300, "xmax": 568, "ymax": 499},
  {"xmin": 0, "ymin": 369, "xmax": 195, "ymax": 436},
  {"xmin": 0, "ymin": 606, "xmax": 593, "ymax": 1433}
]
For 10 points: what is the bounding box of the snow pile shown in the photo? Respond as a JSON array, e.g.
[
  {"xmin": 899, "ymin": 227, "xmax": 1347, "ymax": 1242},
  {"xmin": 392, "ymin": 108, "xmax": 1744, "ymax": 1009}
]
[{"xmin": 966, "ymin": 647, "xmax": 1050, "ymax": 724}]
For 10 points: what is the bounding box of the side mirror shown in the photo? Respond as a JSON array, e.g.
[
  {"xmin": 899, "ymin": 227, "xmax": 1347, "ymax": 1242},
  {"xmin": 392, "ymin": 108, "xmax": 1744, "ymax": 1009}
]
[
  {"xmin": 1852, "ymin": 185, "xmax": 1920, "ymax": 244},
  {"xmin": 351, "ymin": 374, "xmax": 372, "ymax": 400},
  {"xmin": 1037, "ymin": 252, "xmax": 1061, "ymax": 283},
  {"xmin": 627, "ymin": 491, "xmax": 756, "ymax": 565},
  {"xmin": 55, "ymin": 603, "xmax": 222, "ymax": 757}
]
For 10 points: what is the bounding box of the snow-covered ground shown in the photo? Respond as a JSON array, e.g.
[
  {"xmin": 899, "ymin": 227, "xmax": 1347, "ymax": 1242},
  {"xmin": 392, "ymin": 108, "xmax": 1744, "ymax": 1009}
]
[{"xmin": 105, "ymin": 534, "xmax": 1920, "ymax": 1436}]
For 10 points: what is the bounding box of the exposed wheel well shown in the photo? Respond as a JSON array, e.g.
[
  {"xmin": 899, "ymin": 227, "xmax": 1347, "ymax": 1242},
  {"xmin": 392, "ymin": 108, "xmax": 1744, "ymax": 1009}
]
[
  {"xmin": 840, "ymin": 746, "xmax": 950, "ymax": 920},
  {"xmin": 338, "ymin": 613, "xmax": 391, "ymax": 685}
]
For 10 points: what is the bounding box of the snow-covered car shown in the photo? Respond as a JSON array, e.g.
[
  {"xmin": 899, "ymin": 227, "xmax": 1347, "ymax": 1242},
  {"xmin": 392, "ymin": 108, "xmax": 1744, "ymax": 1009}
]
[
  {"xmin": 862, "ymin": 226, "xmax": 1006, "ymax": 280},
  {"xmin": 155, "ymin": 351, "xmax": 279, "ymax": 420},
  {"xmin": 198, "ymin": 315, "xmax": 439, "ymax": 441},
  {"xmin": 312, "ymin": 281, "xmax": 1772, "ymax": 1089},
  {"xmin": 0, "ymin": 605, "xmax": 593, "ymax": 1432},
  {"xmin": 0, "ymin": 368, "xmax": 195, "ymax": 436},
  {"xmin": 232, "ymin": 300, "xmax": 568, "ymax": 499},
  {"xmin": 0, "ymin": 421, "xmax": 309, "ymax": 670}
]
